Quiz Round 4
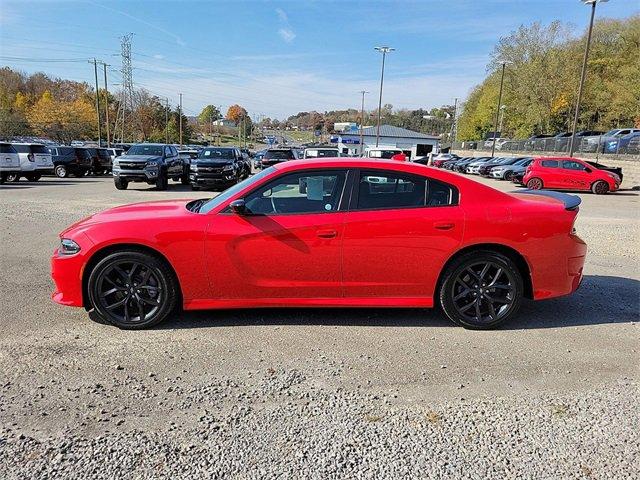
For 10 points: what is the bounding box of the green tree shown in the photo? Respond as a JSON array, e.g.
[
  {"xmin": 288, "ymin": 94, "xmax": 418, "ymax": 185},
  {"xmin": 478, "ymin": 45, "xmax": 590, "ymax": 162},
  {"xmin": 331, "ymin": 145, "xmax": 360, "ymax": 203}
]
[{"xmin": 198, "ymin": 105, "xmax": 221, "ymax": 124}]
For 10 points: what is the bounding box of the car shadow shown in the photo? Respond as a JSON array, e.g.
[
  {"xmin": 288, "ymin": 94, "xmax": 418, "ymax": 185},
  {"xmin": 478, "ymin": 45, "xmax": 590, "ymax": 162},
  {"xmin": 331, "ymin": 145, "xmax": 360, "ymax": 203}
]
[{"xmin": 157, "ymin": 275, "xmax": 639, "ymax": 331}]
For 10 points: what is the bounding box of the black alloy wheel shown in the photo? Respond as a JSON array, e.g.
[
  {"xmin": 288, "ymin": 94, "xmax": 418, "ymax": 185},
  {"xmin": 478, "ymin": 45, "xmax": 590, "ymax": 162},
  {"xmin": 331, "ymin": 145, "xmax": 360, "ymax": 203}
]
[
  {"xmin": 88, "ymin": 251, "xmax": 177, "ymax": 329},
  {"xmin": 591, "ymin": 180, "xmax": 609, "ymax": 195},
  {"xmin": 439, "ymin": 251, "xmax": 523, "ymax": 329}
]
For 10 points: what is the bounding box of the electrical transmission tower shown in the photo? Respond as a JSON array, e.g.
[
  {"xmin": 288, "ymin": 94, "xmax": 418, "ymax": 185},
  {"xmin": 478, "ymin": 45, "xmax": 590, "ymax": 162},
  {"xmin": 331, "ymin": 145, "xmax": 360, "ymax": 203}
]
[{"xmin": 114, "ymin": 33, "xmax": 134, "ymax": 143}]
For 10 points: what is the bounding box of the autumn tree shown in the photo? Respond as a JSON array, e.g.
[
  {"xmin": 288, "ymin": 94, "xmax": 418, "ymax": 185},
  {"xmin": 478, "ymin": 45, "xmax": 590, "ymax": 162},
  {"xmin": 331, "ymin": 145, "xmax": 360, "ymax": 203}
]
[
  {"xmin": 225, "ymin": 104, "xmax": 248, "ymax": 124},
  {"xmin": 26, "ymin": 90, "xmax": 95, "ymax": 142}
]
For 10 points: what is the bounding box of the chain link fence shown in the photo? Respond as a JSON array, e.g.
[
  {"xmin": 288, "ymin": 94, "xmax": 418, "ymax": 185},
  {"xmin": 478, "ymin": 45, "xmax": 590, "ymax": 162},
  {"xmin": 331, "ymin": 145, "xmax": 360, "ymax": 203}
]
[{"xmin": 453, "ymin": 136, "xmax": 640, "ymax": 155}]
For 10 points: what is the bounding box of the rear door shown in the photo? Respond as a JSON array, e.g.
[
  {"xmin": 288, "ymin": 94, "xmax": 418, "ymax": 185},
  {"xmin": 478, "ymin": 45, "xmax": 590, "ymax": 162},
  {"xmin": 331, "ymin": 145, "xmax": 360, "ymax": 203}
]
[
  {"xmin": 341, "ymin": 169, "xmax": 463, "ymax": 302},
  {"xmin": 537, "ymin": 159, "xmax": 562, "ymax": 188}
]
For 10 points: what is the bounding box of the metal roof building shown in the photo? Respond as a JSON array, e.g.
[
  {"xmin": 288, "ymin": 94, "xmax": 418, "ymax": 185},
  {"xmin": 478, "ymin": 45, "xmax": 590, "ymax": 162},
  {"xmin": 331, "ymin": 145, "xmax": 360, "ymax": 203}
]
[{"xmin": 332, "ymin": 124, "xmax": 440, "ymax": 157}]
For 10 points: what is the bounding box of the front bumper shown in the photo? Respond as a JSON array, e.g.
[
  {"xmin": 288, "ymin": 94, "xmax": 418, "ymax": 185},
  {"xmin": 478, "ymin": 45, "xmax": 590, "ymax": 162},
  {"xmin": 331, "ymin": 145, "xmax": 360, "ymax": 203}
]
[
  {"xmin": 51, "ymin": 246, "xmax": 90, "ymax": 308},
  {"xmin": 113, "ymin": 167, "xmax": 158, "ymax": 182},
  {"xmin": 189, "ymin": 172, "xmax": 236, "ymax": 186}
]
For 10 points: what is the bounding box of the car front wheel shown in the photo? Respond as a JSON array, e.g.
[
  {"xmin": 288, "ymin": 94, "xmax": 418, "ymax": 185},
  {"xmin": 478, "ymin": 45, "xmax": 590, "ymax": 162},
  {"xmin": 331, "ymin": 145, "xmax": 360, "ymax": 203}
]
[
  {"xmin": 114, "ymin": 178, "xmax": 128, "ymax": 190},
  {"xmin": 87, "ymin": 250, "xmax": 178, "ymax": 329},
  {"xmin": 155, "ymin": 172, "xmax": 168, "ymax": 190},
  {"xmin": 591, "ymin": 180, "xmax": 609, "ymax": 195},
  {"xmin": 526, "ymin": 177, "xmax": 543, "ymax": 190},
  {"xmin": 439, "ymin": 251, "xmax": 523, "ymax": 329},
  {"xmin": 55, "ymin": 165, "xmax": 67, "ymax": 178}
]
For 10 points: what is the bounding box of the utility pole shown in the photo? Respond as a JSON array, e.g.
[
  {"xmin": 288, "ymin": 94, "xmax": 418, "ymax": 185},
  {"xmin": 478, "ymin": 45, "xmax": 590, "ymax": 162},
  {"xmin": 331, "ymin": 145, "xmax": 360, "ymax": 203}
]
[
  {"xmin": 450, "ymin": 97, "xmax": 458, "ymax": 144},
  {"xmin": 374, "ymin": 46, "xmax": 394, "ymax": 147},
  {"xmin": 100, "ymin": 62, "xmax": 111, "ymax": 147},
  {"xmin": 90, "ymin": 58, "xmax": 102, "ymax": 146},
  {"xmin": 490, "ymin": 62, "xmax": 506, "ymax": 157},
  {"xmin": 569, "ymin": 0, "xmax": 602, "ymax": 158},
  {"xmin": 178, "ymin": 93, "xmax": 183, "ymax": 147},
  {"xmin": 359, "ymin": 90, "xmax": 368, "ymax": 156},
  {"xmin": 165, "ymin": 98, "xmax": 169, "ymax": 144}
]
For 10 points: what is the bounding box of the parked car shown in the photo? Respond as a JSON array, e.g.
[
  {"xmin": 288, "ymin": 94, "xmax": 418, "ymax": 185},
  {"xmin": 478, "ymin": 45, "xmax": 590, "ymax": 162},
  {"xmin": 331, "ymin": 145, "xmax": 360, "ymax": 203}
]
[
  {"xmin": 0, "ymin": 142, "xmax": 21, "ymax": 183},
  {"xmin": 603, "ymin": 131, "xmax": 640, "ymax": 154},
  {"xmin": 303, "ymin": 147, "xmax": 340, "ymax": 159},
  {"xmin": 107, "ymin": 148, "xmax": 124, "ymax": 162},
  {"xmin": 48, "ymin": 146, "xmax": 92, "ymax": 178},
  {"xmin": 11, "ymin": 143, "xmax": 54, "ymax": 181},
  {"xmin": 523, "ymin": 157, "xmax": 620, "ymax": 194},
  {"xmin": 582, "ymin": 128, "xmax": 640, "ymax": 153},
  {"xmin": 554, "ymin": 130, "xmax": 603, "ymax": 152},
  {"xmin": 584, "ymin": 161, "xmax": 623, "ymax": 183},
  {"xmin": 466, "ymin": 157, "xmax": 498, "ymax": 175},
  {"xmin": 84, "ymin": 148, "xmax": 112, "ymax": 175},
  {"xmin": 430, "ymin": 153, "xmax": 459, "ymax": 167},
  {"xmin": 260, "ymin": 148, "xmax": 297, "ymax": 168},
  {"xmin": 477, "ymin": 157, "xmax": 513, "ymax": 176},
  {"xmin": 190, "ymin": 147, "xmax": 248, "ymax": 191},
  {"xmin": 490, "ymin": 157, "xmax": 534, "ymax": 180},
  {"xmin": 524, "ymin": 134, "xmax": 554, "ymax": 150},
  {"xmin": 112, "ymin": 143, "xmax": 187, "ymax": 190},
  {"xmin": 51, "ymin": 158, "xmax": 587, "ymax": 331},
  {"xmin": 483, "ymin": 138, "xmax": 509, "ymax": 149}
]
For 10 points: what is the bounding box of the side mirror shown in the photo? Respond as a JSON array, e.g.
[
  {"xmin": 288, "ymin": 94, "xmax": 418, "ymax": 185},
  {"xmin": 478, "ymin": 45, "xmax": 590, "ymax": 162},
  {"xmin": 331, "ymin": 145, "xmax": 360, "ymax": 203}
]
[
  {"xmin": 229, "ymin": 199, "xmax": 247, "ymax": 215},
  {"xmin": 585, "ymin": 167, "xmax": 592, "ymax": 173}
]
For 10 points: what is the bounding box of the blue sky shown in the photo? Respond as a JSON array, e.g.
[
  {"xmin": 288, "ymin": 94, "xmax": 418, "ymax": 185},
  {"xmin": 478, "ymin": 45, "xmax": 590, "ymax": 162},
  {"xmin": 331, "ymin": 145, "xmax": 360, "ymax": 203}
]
[{"xmin": 1, "ymin": 0, "xmax": 636, "ymax": 119}]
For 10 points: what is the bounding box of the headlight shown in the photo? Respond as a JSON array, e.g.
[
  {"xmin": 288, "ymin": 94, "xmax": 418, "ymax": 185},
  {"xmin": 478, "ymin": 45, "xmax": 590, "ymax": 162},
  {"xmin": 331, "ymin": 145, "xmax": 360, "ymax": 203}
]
[
  {"xmin": 113, "ymin": 160, "xmax": 119, "ymax": 168},
  {"xmin": 190, "ymin": 163, "xmax": 198, "ymax": 172},
  {"xmin": 145, "ymin": 160, "xmax": 159, "ymax": 168},
  {"xmin": 59, "ymin": 238, "xmax": 81, "ymax": 255},
  {"xmin": 606, "ymin": 172, "xmax": 621, "ymax": 183},
  {"xmin": 222, "ymin": 164, "xmax": 234, "ymax": 172}
]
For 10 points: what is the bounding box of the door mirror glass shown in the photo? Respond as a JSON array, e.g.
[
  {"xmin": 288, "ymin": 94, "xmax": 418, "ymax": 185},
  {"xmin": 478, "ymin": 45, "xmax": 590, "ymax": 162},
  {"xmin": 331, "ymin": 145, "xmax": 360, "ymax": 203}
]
[
  {"xmin": 229, "ymin": 199, "xmax": 247, "ymax": 215},
  {"xmin": 585, "ymin": 167, "xmax": 592, "ymax": 173}
]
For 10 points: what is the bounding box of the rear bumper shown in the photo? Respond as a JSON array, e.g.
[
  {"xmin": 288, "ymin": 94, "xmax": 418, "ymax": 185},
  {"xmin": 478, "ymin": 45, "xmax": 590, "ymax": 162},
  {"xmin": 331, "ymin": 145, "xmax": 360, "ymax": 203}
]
[{"xmin": 531, "ymin": 234, "xmax": 587, "ymax": 300}]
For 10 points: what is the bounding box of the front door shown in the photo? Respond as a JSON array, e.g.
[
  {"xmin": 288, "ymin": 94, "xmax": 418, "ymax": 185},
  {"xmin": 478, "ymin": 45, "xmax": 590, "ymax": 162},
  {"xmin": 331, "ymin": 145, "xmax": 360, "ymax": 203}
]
[
  {"xmin": 204, "ymin": 169, "xmax": 348, "ymax": 300},
  {"xmin": 342, "ymin": 169, "xmax": 464, "ymax": 302}
]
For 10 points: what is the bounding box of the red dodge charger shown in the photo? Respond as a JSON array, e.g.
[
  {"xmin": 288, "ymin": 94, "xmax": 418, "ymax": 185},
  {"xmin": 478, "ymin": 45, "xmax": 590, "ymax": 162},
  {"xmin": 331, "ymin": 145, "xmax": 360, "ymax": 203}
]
[{"xmin": 51, "ymin": 159, "xmax": 587, "ymax": 330}]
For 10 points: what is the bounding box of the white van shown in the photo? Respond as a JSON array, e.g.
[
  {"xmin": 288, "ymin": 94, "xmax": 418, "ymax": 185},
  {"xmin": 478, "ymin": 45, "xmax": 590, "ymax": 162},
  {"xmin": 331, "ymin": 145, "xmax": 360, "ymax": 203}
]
[
  {"xmin": 0, "ymin": 143, "xmax": 22, "ymax": 183},
  {"xmin": 12, "ymin": 143, "xmax": 54, "ymax": 181},
  {"xmin": 303, "ymin": 147, "xmax": 340, "ymax": 159}
]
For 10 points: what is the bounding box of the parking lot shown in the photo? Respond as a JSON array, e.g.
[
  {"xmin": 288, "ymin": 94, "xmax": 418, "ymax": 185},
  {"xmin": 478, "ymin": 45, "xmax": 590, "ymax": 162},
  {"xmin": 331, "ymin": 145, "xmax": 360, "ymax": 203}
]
[{"xmin": 1, "ymin": 175, "xmax": 638, "ymax": 478}]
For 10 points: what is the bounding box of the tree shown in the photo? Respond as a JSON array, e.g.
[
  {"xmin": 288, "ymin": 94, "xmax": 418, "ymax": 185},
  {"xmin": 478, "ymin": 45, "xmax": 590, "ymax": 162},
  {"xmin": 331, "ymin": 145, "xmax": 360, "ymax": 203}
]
[
  {"xmin": 226, "ymin": 104, "xmax": 248, "ymax": 124},
  {"xmin": 26, "ymin": 90, "xmax": 95, "ymax": 142},
  {"xmin": 198, "ymin": 105, "xmax": 221, "ymax": 124}
]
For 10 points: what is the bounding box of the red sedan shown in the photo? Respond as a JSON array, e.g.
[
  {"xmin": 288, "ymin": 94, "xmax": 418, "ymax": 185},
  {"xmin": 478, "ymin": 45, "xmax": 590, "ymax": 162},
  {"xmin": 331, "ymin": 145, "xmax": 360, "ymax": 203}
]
[
  {"xmin": 51, "ymin": 159, "xmax": 587, "ymax": 330},
  {"xmin": 523, "ymin": 157, "xmax": 620, "ymax": 194}
]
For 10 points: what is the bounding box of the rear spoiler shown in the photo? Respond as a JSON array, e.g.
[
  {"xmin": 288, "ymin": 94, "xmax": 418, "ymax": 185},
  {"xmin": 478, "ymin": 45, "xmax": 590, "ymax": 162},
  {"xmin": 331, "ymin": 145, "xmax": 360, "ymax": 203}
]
[{"xmin": 513, "ymin": 189, "xmax": 581, "ymax": 211}]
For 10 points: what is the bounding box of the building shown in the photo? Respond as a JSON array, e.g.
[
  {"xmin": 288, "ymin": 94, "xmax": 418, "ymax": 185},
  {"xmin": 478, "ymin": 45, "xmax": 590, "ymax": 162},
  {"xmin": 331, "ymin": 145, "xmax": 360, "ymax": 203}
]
[
  {"xmin": 212, "ymin": 119, "xmax": 236, "ymax": 128},
  {"xmin": 330, "ymin": 124, "xmax": 440, "ymax": 157},
  {"xmin": 333, "ymin": 122, "xmax": 358, "ymax": 133}
]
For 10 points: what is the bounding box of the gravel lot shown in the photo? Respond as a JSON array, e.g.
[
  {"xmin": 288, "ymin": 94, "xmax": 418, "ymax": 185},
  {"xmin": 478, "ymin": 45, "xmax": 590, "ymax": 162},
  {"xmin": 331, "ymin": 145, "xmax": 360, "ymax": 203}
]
[{"xmin": 1, "ymin": 174, "xmax": 638, "ymax": 479}]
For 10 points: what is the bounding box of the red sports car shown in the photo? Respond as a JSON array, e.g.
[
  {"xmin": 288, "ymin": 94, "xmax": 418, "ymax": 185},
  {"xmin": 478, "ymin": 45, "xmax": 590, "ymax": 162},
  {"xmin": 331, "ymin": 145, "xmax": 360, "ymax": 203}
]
[
  {"xmin": 523, "ymin": 157, "xmax": 620, "ymax": 194},
  {"xmin": 51, "ymin": 159, "xmax": 586, "ymax": 330}
]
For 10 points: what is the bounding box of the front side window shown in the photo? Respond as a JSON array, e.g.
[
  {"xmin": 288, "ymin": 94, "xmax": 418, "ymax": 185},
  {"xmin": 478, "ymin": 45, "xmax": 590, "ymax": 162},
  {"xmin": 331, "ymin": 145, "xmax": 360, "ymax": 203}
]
[
  {"xmin": 13, "ymin": 145, "xmax": 30, "ymax": 154},
  {"xmin": 541, "ymin": 160, "xmax": 559, "ymax": 168},
  {"xmin": 244, "ymin": 170, "xmax": 346, "ymax": 215},
  {"xmin": 164, "ymin": 146, "xmax": 172, "ymax": 157},
  {"xmin": 562, "ymin": 160, "xmax": 586, "ymax": 171},
  {"xmin": 30, "ymin": 145, "xmax": 49, "ymax": 154}
]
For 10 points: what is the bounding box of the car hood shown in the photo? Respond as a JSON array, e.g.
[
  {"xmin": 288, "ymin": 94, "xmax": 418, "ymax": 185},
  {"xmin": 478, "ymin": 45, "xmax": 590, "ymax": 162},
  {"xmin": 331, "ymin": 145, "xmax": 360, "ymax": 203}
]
[
  {"xmin": 117, "ymin": 154, "xmax": 162, "ymax": 162},
  {"xmin": 61, "ymin": 199, "xmax": 191, "ymax": 236}
]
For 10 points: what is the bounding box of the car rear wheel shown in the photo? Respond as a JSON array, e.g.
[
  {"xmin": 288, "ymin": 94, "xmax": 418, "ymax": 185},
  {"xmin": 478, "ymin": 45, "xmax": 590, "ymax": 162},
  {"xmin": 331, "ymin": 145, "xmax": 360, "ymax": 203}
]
[
  {"xmin": 87, "ymin": 251, "xmax": 178, "ymax": 329},
  {"xmin": 591, "ymin": 180, "xmax": 609, "ymax": 195},
  {"xmin": 25, "ymin": 173, "xmax": 41, "ymax": 182},
  {"xmin": 6, "ymin": 173, "xmax": 20, "ymax": 182},
  {"xmin": 439, "ymin": 251, "xmax": 523, "ymax": 330},
  {"xmin": 114, "ymin": 178, "xmax": 128, "ymax": 190},
  {"xmin": 55, "ymin": 165, "xmax": 67, "ymax": 178},
  {"xmin": 526, "ymin": 177, "xmax": 543, "ymax": 190}
]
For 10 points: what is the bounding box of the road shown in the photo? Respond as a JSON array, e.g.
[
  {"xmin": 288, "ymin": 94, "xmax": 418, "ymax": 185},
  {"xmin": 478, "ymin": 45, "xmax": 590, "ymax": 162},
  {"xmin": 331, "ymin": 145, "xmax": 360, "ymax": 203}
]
[{"xmin": 0, "ymin": 173, "xmax": 638, "ymax": 478}]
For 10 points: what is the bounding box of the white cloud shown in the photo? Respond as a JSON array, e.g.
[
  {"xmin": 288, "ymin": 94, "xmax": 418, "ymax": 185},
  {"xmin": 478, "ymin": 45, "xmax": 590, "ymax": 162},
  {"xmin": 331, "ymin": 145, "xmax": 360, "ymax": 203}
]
[
  {"xmin": 275, "ymin": 8, "xmax": 288, "ymax": 23},
  {"xmin": 153, "ymin": 54, "xmax": 165, "ymax": 60},
  {"xmin": 278, "ymin": 28, "xmax": 296, "ymax": 43}
]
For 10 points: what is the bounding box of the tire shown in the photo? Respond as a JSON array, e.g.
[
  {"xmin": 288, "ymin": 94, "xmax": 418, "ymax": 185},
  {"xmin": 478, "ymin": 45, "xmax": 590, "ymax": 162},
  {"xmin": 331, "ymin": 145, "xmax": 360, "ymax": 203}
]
[
  {"xmin": 439, "ymin": 250, "xmax": 523, "ymax": 330},
  {"xmin": 503, "ymin": 171, "xmax": 513, "ymax": 181},
  {"xmin": 87, "ymin": 250, "xmax": 178, "ymax": 329},
  {"xmin": 25, "ymin": 173, "xmax": 41, "ymax": 182},
  {"xmin": 114, "ymin": 178, "xmax": 128, "ymax": 190},
  {"xmin": 526, "ymin": 177, "xmax": 543, "ymax": 190},
  {"xmin": 6, "ymin": 173, "xmax": 20, "ymax": 183},
  {"xmin": 155, "ymin": 172, "xmax": 168, "ymax": 190},
  {"xmin": 591, "ymin": 180, "xmax": 609, "ymax": 195},
  {"xmin": 181, "ymin": 171, "xmax": 190, "ymax": 185},
  {"xmin": 54, "ymin": 165, "xmax": 68, "ymax": 178}
]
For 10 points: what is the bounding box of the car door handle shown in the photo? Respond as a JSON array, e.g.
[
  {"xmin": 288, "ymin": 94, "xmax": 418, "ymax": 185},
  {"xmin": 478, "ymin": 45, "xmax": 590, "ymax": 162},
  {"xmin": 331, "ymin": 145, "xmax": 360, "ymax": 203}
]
[
  {"xmin": 434, "ymin": 222, "xmax": 455, "ymax": 230},
  {"xmin": 317, "ymin": 229, "xmax": 337, "ymax": 238}
]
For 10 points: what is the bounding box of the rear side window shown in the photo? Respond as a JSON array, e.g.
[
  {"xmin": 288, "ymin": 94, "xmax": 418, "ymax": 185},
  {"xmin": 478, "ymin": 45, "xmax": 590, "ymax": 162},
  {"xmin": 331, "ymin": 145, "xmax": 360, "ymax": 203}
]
[
  {"xmin": 540, "ymin": 160, "xmax": 559, "ymax": 168},
  {"xmin": 356, "ymin": 171, "xmax": 426, "ymax": 210},
  {"xmin": 30, "ymin": 145, "xmax": 49, "ymax": 154},
  {"xmin": 427, "ymin": 179, "xmax": 459, "ymax": 206},
  {"xmin": 264, "ymin": 150, "xmax": 294, "ymax": 160},
  {"xmin": 13, "ymin": 145, "xmax": 30, "ymax": 154},
  {"xmin": 1, "ymin": 144, "xmax": 17, "ymax": 154}
]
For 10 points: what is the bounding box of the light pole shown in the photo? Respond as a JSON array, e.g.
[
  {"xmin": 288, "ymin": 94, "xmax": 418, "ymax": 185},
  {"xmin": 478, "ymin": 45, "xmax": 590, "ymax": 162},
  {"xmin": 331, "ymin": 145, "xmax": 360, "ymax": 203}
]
[
  {"xmin": 568, "ymin": 0, "xmax": 608, "ymax": 158},
  {"xmin": 359, "ymin": 90, "xmax": 368, "ymax": 156},
  {"xmin": 374, "ymin": 46, "xmax": 394, "ymax": 147},
  {"xmin": 498, "ymin": 104, "xmax": 506, "ymax": 135},
  {"xmin": 490, "ymin": 62, "xmax": 507, "ymax": 157}
]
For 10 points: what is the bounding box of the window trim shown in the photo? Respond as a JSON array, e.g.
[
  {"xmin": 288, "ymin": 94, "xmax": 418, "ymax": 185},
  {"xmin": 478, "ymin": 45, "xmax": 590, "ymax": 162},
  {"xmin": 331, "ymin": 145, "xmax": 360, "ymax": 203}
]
[
  {"xmin": 348, "ymin": 168, "xmax": 459, "ymax": 212},
  {"xmin": 219, "ymin": 167, "xmax": 351, "ymax": 216}
]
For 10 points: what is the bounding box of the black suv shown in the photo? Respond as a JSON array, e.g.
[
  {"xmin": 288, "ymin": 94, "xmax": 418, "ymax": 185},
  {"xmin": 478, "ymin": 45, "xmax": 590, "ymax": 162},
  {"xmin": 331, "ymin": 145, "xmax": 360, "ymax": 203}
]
[
  {"xmin": 190, "ymin": 147, "xmax": 249, "ymax": 191},
  {"xmin": 84, "ymin": 148, "xmax": 112, "ymax": 175},
  {"xmin": 112, "ymin": 143, "xmax": 188, "ymax": 190},
  {"xmin": 48, "ymin": 146, "xmax": 92, "ymax": 178},
  {"xmin": 260, "ymin": 148, "xmax": 296, "ymax": 168}
]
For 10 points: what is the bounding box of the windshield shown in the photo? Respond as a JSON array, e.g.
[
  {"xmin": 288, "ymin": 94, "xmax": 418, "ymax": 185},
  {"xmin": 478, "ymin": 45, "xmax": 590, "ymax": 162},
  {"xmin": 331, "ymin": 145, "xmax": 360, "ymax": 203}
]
[
  {"xmin": 604, "ymin": 129, "xmax": 620, "ymax": 136},
  {"xmin": 127, "ymin": 145, "xmax": 163, "ymax": 156},
  {"xmin": 264, "ymin": 150, "xmax": 294, "ymax": 160},
  {"xmin": 199, "ymin": 148, "xmax": 235, "ymax": 160},
  {"xmin": 198, "ymin": 167, "xmax": 275, "ymax": 214},
  {"xmin": 305, "ymin": 149, "xmax": 338, "ymax": 158}
]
